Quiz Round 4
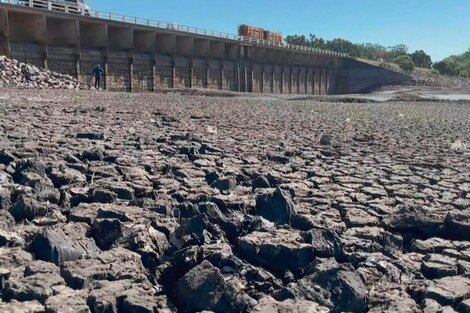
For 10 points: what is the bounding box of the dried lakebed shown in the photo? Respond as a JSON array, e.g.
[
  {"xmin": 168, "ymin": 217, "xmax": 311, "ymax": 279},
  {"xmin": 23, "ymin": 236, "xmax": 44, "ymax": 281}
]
[{"xmin": 0, "ymin": 88, "xmax": 469, "ymax": 313}]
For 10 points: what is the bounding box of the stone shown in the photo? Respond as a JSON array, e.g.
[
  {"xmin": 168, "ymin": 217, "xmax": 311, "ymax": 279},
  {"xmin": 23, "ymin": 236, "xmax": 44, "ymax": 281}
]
[
  {"xmin": 292, "ymin": 266, "xmax": 368, "ymax": 313},
  {"xmin": 3, "ymin": 261, "xmax": 65, "ymax": 303},
  {"xmin": 211, "ymin": 177, "xmax": 237, "ymax": 192},
  {"xmin": 9, "ymin": 195, "xmax": 49, "ymax": 222},
  {"xmin": 44, "ymin": 287, "xmax": 90, "ymax": 313},
  {"xmin": 320, "ymin": 134, "xmax": 331, "ymax": 145},
  {"xmin": 421, "ymin": 254, "xmax": 458, "ymax": 279},
  {"xmin": 238, "ymin": 229, "xmax": 314, "ymax": 275},
  {"xmin": 29, "ymin": 223, "xmax": 99, "ymax": 264},
  {"xmin": 255, "ymin": 188, "xmax": 296, "ymax": 225},
  {"xmin": 303, "ymin": 228, "xmax": 343, "ymax": 259},
  {"xmin": 424, "ymin": 276, "xmax": 470, "ymax": 306},
  {"xmin": 457, "ymin": 299, "xmax": 470, "ymax": 313},
  {"xmin": 173, "ymin": 260, "xmax": 249, "ymax": 313},
  {"xmin": 252, "ymin": 296, "xmax": 329, "ymax": 313},
  {"xmin": 445, "ymin": 210, "xmax": 470, "ymax": 240},
  {"xmin": 0, "ymin": 300, "xmax": 45, "ymax": 313},
  {"xmin": 60, "ymin": 248, "xmax": 147, "ymax": 289}
]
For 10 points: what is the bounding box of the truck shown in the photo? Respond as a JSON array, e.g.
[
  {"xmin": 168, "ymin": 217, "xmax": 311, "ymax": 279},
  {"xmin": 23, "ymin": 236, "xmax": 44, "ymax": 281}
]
[{"xmin": 19, "ymin": 0, "xmax": 91, "ymax": 15}]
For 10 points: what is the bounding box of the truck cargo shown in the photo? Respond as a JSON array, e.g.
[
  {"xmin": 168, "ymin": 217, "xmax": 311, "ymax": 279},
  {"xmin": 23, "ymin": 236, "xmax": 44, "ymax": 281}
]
[{"xmin": 238, "ymin": 24, "xmax": 283, "ymax": 44}]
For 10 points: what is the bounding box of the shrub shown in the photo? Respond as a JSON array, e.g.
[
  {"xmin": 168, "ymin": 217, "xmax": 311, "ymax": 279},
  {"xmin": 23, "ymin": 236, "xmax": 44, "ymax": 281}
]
[{"xmin": 393, "ymin": 55, "xmax": 415, "ymax": 73}]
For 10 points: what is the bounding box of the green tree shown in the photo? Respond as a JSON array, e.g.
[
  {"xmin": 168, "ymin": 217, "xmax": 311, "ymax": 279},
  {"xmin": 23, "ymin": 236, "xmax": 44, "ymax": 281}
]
[
  {"xmin": 285, "ymin": 35, "xmax": 310, "ymax": 46},
  {"xmin": 433, "ymin": 59, "xmax": 461, "ymax": 76},
  {"xmin": 394, "ymin": 55, "xmax": 415, "ymax": 72},
  {"xmin": 410, "ymin": 50, "xmax": 432, "ymax": 68}
]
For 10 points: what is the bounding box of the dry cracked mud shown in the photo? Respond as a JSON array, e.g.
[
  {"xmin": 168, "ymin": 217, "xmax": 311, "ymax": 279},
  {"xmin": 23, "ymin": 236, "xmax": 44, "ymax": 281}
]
[{"xmin": 0, "ymin": 87, "xmax": 469, "ymax": 313}]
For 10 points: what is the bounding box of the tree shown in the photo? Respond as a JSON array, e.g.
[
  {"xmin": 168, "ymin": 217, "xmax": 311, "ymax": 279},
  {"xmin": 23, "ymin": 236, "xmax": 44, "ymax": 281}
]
[
  {"xmin": 394, "ymin": 55, "xmax": 415, "ymax": 73},
  {"xmin": 433, "ymin": 59, "xmax": 461, "ymax": 76},
  {"xmin": 410, "ymin": 50, "xmax": 432, "ymax": 68},
  {"xmin": 285, "ymin": 35, "xmax": 310, "ymax": 46}
]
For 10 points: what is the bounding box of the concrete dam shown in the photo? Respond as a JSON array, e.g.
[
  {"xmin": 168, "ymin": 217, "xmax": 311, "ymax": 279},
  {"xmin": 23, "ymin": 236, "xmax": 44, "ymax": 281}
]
[{"xmin": 0, "ymin": 1, "xmax": 408, "ymax": 94}]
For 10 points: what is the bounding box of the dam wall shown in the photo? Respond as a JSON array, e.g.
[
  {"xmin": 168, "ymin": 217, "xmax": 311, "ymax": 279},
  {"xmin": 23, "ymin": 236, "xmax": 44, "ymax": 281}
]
[{"xmin": 0, "ymin": 3, "xmax": 408, "ymax": 94}]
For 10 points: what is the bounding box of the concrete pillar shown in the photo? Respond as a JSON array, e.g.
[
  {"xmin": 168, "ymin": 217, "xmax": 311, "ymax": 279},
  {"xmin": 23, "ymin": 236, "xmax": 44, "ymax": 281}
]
[
  {"xmin": 171, "ymin": 55, "xmax": 176, "ymax": 89},
  {"xmin": 0, "ymin": 9, "xmax": 10, "ymax": 57},
  {"xmin": 129, "ymin": 60, "xmax": 134, "ymax": 92},
  {"xmin": 205, "ymin": 59, "xmax": 209, "ymax": 89},
  {"xmin": 219, "ymin": 60, "xmax": 224, "ymax": 90},
  {"xmin": 289, "ymin": 69, "xmax": 293, "ymax": 94},
  {"xmin": 260, "ymin": 67, "xmax": 264, "ymax": 93},
  {"xmin": 189, "ymin": 59, "xmax": 193, "ymax": 89},
  {"xmin": 103, "ymin": 56, "xmax": 109, "ymax": 90},
  {"xmin": 271, "ymin": 70, "xmax": 275, "ymax": 93},
  {"xmin": 152, "ymin": 57, "xmax": 157, "ymax": 92},
  {"xmin": 280, "ymin": 68, "xmax": 284, "ymax": 94}
]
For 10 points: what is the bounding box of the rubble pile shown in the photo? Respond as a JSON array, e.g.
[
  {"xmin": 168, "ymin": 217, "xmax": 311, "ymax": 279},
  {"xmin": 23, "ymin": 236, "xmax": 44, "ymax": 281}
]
[
  {"xmin": 0, "ymin": 56, "xmax": 84, "ymax": 90},
  {"xmin": 0, "ymin": 88, "xmax": 469, "ymax": 313}
]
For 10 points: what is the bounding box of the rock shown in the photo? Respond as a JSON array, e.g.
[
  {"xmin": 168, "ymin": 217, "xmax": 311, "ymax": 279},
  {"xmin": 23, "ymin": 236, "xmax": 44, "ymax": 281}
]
[
  {"xmin": 0, "ymin": 150, "xmax": 15, "ymax": 165},
  {"xmin": 76, "ymin": 132, "xmax": 105, "ymax": 140},
  {"xmin": 424, "ymin": 276, "xmax": 470, "ymax": 306},
  {"xmin": 47, "ymin": 165, "xmax": 87, "ymax": 188},
  {"xmin": 255, "ymin": 188, "xmax": 296, "ymax": 225},
  {"xmin": 445, "ymin": 210, "xmax": 470, "ymax": 240},
  {"xmin": 381, "ymin": 206, "xmax": 446, "ymax": 238},
  {"xmin": 44, "ymin": 287, "xmax": 90, "ymax": 313},
  {"xmin": 9, "ymin": 195, "xmax": 49, "ymax": 222},
  {"xmin": 320, "ymin": 134, "xmax": 331, "ymax": 145},
  {"xmin": 0, "ymin": 300, "xmax": 45, "ymax": 313},
  {"xmin": 292, "ymin": 266, "xmax": 368, "ymax": 313},
  {"xmin": 173, "ymin": 260, "xmax": 250, "ymax": 313},
  {"xmin": 29, "ymin": 223, "xmax": 99, "ymax": 264},
  {"xmin": 252, "ymin": 175, "xmax": 270, "ymax": 189},
  {"xmin": 421, "ymin": 254, "xmax": 458, "ymax": 279},
  {"xmin": 60, "ymin": 248, "xmax": 147, "ymax": 289},
  {"xmin": 238, "ymin": 229, "xmax": 314, "ymax": 275},
  {"xmin": 90, "ymin": 218, "xmax": 123, "ymax": 250},
  {"xmin": 252, "ymin": 296, "xmax": 329, "ymax": 312},
  {"xmin": 211, "ymin": 177, "xmax": 237, "ymax": 192},
  {"xmin": 3, "ymin": 261, "xmax": 65, "ymax": 303},
  {"xmin": 457, "ymin": 299, "xmax": 470, "ymax": 313},
  {"xmin": 303, "ymin": 228, "xmax": 343, "ymax": 259}
]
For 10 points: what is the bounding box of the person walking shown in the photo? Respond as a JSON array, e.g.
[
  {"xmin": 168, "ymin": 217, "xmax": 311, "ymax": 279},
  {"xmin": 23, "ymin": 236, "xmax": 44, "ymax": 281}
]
[{"xmin": 92, "ymin": 64, "xmax": 104, "ymax": 89}]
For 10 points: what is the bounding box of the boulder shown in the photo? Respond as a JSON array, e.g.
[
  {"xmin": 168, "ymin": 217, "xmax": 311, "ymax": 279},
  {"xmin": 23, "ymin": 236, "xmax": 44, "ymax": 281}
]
[
  {"xmin": 292, "ymin": 266, "xmax": 368, "ymax": 313},
  {"xmin": 252, "ymin": 296, "xmax": 329, "ymax": 313},
  {"xmin": 0, "ymin": 300, "xmax": 45, "ymax": 313},
  {"xmin": 255, "ymin": 188, "xmax": 296, "ymax": 225},
  {"xmin": 60, "ymin": 248, "xmax": 147, "ymax": 289},
  {"xmin": 44, "ymin": 287, "xmax": 90, "ymax": 313},
  {"xmin": 173, "ymin": 260, "xmax": 250, "ymax": 313},
  {"xmin": 424, "ymin": 276, "xmax": 470, "ymax": 306},
  {"xmin": 9, "ymin": 195, "xmax": 49, "ymax": 222},
  {"xmin": 238, "ymin": 229, "xmax": 314, "ymax": 275},
  {"xmin": 445, "ymin": 210, "xmax": 470, "ymax": 240},
  {"xmin": 29, "ymin": 223, "xmax": 99, "ymax": 264}
]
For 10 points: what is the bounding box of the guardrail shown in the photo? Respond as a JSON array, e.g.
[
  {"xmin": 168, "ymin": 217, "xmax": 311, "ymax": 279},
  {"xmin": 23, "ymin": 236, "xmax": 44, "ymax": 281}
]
[{"xmin": 0, "ymin": 0, "xmax": 349, "ymax": 58}]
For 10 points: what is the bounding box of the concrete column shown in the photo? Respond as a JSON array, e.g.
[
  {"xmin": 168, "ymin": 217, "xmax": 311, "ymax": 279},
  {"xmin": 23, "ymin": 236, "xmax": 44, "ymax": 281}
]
[
  {"xmin": 260, "ymin": 67, "xmax": 264, "ymax": 93},
  {"xmin": 296, "ymin": 71, "xmax": 300, "ymax": 94},
  {"xmin": 189, "ymin": 59, "xmax": 193, "ymax": 89},
  {"xmin": 271, "ymin": 69, "xmax": 274, "ymax": 93},
  {"xmin": 103, "ymin": 56, "xmax": 109, "ymax": 91},
  {"xmin": 171, "ymin": 55, "xmax": 176, "ymax": 89},
  {"xmin": 129, "ymin": 59, "xmax": 133, "ymax": 92},
  {"xmin": 289, "ymin": 69, "xmax": 293, "ymax": 94},
  {"xmin": 304, "ymin": 71, "xmax": 308, "ymax": 94},
  {"xmin": 205, "ymin": 59, "xmax": 209, "ymax": 89},
  {"xmin": 219, "ymin": 60, "xmax": 223, "ymax": 90},
  {"xmin": 0, "ymin": 9, "xmax": 10, "ymax": 57},
  {"xmin": 43, "ymin": 47, "xmax": 48, "ymax": 69},
  {"xmin": 236, "ymin": 61, "xmax": 241, "ymax": 92},
  {"xmin": 280, "ymin": 68, "xmax": 284, "ymax": 94},
  {"xmin": 152, "ymin": 61, "xmax": 156, "ymax": 92}
]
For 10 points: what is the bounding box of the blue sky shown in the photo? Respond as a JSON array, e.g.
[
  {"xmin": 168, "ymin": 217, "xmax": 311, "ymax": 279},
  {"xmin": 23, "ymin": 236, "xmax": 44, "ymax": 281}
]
[{"xmin": 88, "ymin": 0, "xmax": 469, "ymax": 61}]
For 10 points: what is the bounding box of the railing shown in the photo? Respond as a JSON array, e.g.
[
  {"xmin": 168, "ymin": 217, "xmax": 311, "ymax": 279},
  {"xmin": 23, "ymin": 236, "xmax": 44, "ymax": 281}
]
[{"xmin": 0, "ymin": 0, "xmax": 349, "ymax": 58}]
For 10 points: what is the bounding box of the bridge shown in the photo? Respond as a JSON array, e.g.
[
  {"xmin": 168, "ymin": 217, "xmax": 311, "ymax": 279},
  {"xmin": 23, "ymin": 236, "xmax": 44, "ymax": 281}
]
[{"xmin": 0, "ymin": 0, "xmax": 407, "ymax": 93}]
